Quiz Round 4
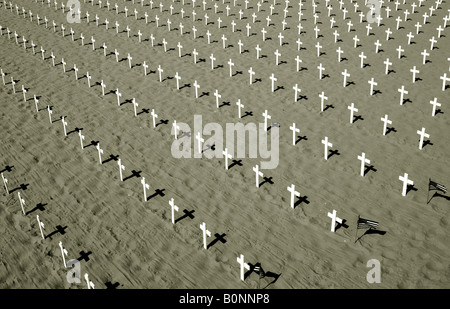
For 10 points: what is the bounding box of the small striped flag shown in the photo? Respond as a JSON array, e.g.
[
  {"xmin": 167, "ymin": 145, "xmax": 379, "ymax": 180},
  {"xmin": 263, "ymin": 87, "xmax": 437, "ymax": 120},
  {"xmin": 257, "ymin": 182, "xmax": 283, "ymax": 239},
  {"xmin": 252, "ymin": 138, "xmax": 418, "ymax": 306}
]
[
  {"xmin": 429, "ymin": 180, "xmax": 447, "ymax": 194},
  {"xmin": 357, "ymin": 217, "xmax": 379, "ymax": 230}
]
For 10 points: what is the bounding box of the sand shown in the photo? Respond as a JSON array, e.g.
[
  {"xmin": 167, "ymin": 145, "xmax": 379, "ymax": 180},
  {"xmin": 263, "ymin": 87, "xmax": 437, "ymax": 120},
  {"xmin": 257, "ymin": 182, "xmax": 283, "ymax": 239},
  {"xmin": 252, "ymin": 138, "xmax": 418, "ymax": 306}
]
[{"xmin": 0, "ymin": 0, "xmax": 449, "ymax": 289}]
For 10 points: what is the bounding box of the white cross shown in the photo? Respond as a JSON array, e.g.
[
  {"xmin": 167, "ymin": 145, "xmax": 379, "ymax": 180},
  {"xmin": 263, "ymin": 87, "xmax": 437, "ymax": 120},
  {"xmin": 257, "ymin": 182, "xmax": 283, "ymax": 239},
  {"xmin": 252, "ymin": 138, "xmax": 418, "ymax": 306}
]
[
  {"xmin": 62, "ymin": 116, "xmax": 68, "ymax": 136},
  {"xmin": 33, "ymin": 95, "xmax": 39, "ymax": 112},
  {"xmin": 169, "ymin": 198, "xmax": 179, "ymax": 224},
  {"xmin": 18, "ymin": 192, "xmax": 25, "ymax": 215},
  {"xmin": 380, "ymin": 114, "xmax": 392, "ymax": 136},
  {"xmin": 196, "ymin": 132, "xmax": 204, "ymax": 153},
  {"xmin": 430, "ymin": 98, "xmax": 441, "ymax": 117},
  {"xmin": 274, "ymin": 50, "xmax": 281, "ymax": 66},
  {"xmin": 417, "ymin": 127, "xmax": 429, "ymax": 150},
  {"xmin": 174, "ymin": 72, "xmax": 181, "ymax": 90},
  {"xmin": 287, "ymin": 184, "xmax": 300, "ymax": 209},
  {"xmin": 357, "ymin": 152, "xmax": 370, "ymax": 177},
  {"xmin": 84, "ymin": 273, "xmax": 94, "ymax": 289},
  {"xmin": 21, "ymin": 85, "xmax": 27, "ymax": 102},
  {"xmin": 314, "ymin": 26, "xmax": 320, "ymax": 38},
  {"xmin": 78, "ymin": 129, "xmax": 85, "ymax": 149},
  {"xmin": 100, "ymin": 80, "xmax": 106, "ymax": 96},
  {"xmin": 237, "ymin": 254, "xmax": 250, "ymax": 281},
  {"xmin": 262, "ymin": 110, "xmax": 271, "ymax": 131},
  {"xmin": 228, "ymin": 59, "xmax": 234, "ymax": 77},
  {"xmin": 290, "ymin": 123, "xmax": 300, "ymax": 146},
  {"xmin": 269, "ymin": 73, "xmax": 277, "ymax": 92},
  {"xmin": 322, "ymin": 136, "xmax": 332, "ymax": 160},
  {"xmin": 193, "ymin": 49, "xmax": 198, "ymax": 64},
  {"xmin": 399, "ymin": 173, "xmax": 413, "ymax": 196},
  {"xmin": 162, "ymin": 38, "xmax": 167, "ymax": 52},
  {"xmin": 398, "ymin": 85, "xmax": 408, "ymax": 105},
  {"xmin": 210, "ymin": 53, "xmax": 216, "ymax": 70},
  {"xmin": 114, "ymin": 49, "xmax": 119, "ymax": 62},
  {"xmin": 278, "ymin": 32, "xmax": 284, "ymax": 46},
  {"xmin": 256, "ymin": 45, "xmax": 261, "ymax": 59},
  {"xmin": 231, "ymin": 20, "xmax": 236, "ymax": 32},
  {"xmin": 294, "ymin": 56, "xmax": 303, "ymax": 72},
  {"xmin": 327, "ymin": 210, "xmax": 342, "ymax": 232},
  {"xmin": 151, "ymin": 109, "xmax": 158, "ymax": 128},
  {"xmin": 336, "ymin": 47, "xmax": 343, "ymax": 62},
  {"xmin": 236, "ymin": 100, "xmax": 244, "ymax": 119},
  {"xmin": 437, "ymin": 25, "xmax": 443, "ymax": 38},
  {"xmin": 214, "ymin": 89, "xmax": 221, "ymax": 108},
  {"xmin": 143, "ymin": 61, "xmax": 148, "ymax": 76},
  {"xmin": 96, "ymin": 142, "xmax": 103, "ymax": 164},
  {"xmin": 440, "ymin": 73, "xmax": 450, "ymax": 91},
  {"xmin": 141, "ymin": 177, "xmax": 150, "ymax": 202},
  {"xmin": 47, "ymin": 105, "xmax": 53, "ymax": 123},
  {"xmin": 246, "ymin": 23, "xmax": 251, "ymax": 37},
  {"xmin": 253, "ymin": 165, "xmax": 264, "ymax": 188},
  {"xmin": 317, "ymin": 63, "xmax": 325, "ymax": 80},
  {"xmin": 150, "ymin": 34, "xmax": 155, "ymax": 46},
  {"xmin": 333, "ymin": 30, "xmax": 340, "ymax": 43},
  {"xmin": 347, "ymin": 21, "xmax": 353, "ymax": 32},
  {"xmin": 193, "ymin": 80, "xmax": 200, "ymax": 98},
  {"xmin": 374, "ymin": 40, "xmax": 382, "ymax": 53},
  {"xmin": 115, "ymin": 89, "xmax": 122, "ymax": 106},
  {"xmin": 200, "ymin": 222, "xmax": 211, "ymax": 250},
  {"xmin": 1, "ymin": 173, "xmax": 9, "ymax": 195},
  {"xmin": 132, "ymin": 98, "xmax": 139, "ymax": 117},
  {"xmin": 319, "ymin": 91, "xmax": 328, "ymax": 112},
  {"xmin": 57, "ymin": 240, "xmax": 69, "ymax": 268},
  {"xmin": 296, "ymin": 38, "xmax": 303, "ymax": 51},
  {"xmin": 429, "ymin": 36, "xmax": 437, "ymax": 50},
  {"xmin": 342, "ymin": 69, "xmax": 350, "ymax": 87},
  {"xmin": 353, "ymin": 35, "xmax": 360, "ymax": 49},
  {"xmin": 137, "ymin": 30, "xmax": 142, "ymax": 43},
  {"xmin": 368, "ymin": 78, "xmax": 377, "ymax": 96},
  {"xmin": 421, "ymin": 49, "xmax": 430, "ymax": 65},
  {"xmin": 172, "ymin": 120, "xmax": 180, "ymax": 140},
  {"xmin": 248, "ymin": 67, "xmax": 255, "ymax": 85},
  {"xmin": 238, "ymin": 40, "xmax": 243, "ymax": 54},
  {"xmin": 410, "ymin": 66, "xmax": 419, "ymax": 83},
  {"xmin": 157, "ymin": 65, "xmax": 163, "ymax": 82},
  {"xmin": 292, "ymin": 84, "xmax": 301, "ymax": 102},
  {"xmin": 127, "ymin": 53, "xmax": 132, "ymax": 69},
  {"xmin": 384, "ymin": 58, "xmax": 392, "ymax": 75},
  {"xmin": 177, "ymin": 42, "xmax": 182, "ymax": 57},
  {"xmin": 261, "ymin": 28, "xmax": 267, "ymax": 41},
  {"xmin": 407, "ymin": 32, "xmax": 414, "ymax": 45},
  {"xmin": 348, "ymin": 103, "xmax": 358, "ymax": 124},
  {"xmin": 118, "ymin": 159, "xmax": 125, "ymax": 181},
  {"xmin": 223, "ymin": 148, "xmax": 232, "ymax": 170}
]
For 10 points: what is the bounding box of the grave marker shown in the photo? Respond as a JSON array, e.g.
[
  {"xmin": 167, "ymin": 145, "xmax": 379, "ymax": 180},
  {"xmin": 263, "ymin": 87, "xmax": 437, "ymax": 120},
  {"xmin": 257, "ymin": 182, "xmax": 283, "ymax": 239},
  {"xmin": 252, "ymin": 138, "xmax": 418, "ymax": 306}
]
[
  {"xmin": 62, "ymin": 116, "xmax": 68, "ymax": 136},
  {"xmin": 200, "ymin": 222, "xmax": 211, "ymax": 249},
  {"xmin": 327, "ymin": 210, "xmax": 342, "ymax": 232},
  {"xmin": 59, "ymin": 241, "xmax": 68, "ymax": 267},
  {"xmin": 118, "ymin": 159, "xmax": 125, "ymax": 181},
  {"xmin": 96, "ymin": 142, "xmax": 103, "ymax": 164},
  {"xmin": 78, "ymin": 129, "xmax": 85, "ymax": 149},
  {"xmin": 237, "ymin": 254, "xmax": 250, "ymax": 281},
  {"xmin": 430, "ymin": 98, "xmax": 441, "ymax": 117},
  {"xmin": 417, "ymin": 127, "xmax": 429, "ymax": 150},
  {"xmin": 319, "ymin": 91, "xmax": 328, "ymax": 112},
  {"xmin": 399, "ymin": 173, "xmax": 413, "ymax": 196},
  {"xmin": 322, "ymin": 136, "xmax": 332, "ymax": 160},
  {"xmin": 287, "ymin": 184, "xmax": 300, "ymax": 209},
  {"xmin": 348, "ymin": 103, "xmax": 358, "ymax": 124},
  {"xmin": 141, "ymin": 177, "xmax": 149, "ymax": 202},
  {"xmin": 253, "ymin": 165, "xmax": 264, "ymax": 188},
  {"xmin": 169, "ymin": 198, "xmax": 179, "ymax": 224},
  {"xmin": 132, "ymin": 98, "xmax": 139, "ymax": 117},
  {"xmin": 290, "ymin": 123, "xmax": 300, "ymax": 146},
  {"xmin": 36, "ymin": 215, "xmax": 45, "ymax": 239},
  {"xmin": 18, "ymin": 192, "xmax": 25, "ymax": 215}
]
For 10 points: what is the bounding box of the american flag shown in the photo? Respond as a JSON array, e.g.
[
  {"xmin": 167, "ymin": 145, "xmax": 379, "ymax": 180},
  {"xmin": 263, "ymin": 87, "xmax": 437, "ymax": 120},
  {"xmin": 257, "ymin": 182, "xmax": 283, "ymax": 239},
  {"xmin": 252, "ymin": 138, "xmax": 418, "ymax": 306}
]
[
  {"xmin": 429, "ymin": 179, "xmax": 447, "ymax": 194},
  {"xmin": 357, "ymin": 217, "xmax": 379, "ymax": 230}
]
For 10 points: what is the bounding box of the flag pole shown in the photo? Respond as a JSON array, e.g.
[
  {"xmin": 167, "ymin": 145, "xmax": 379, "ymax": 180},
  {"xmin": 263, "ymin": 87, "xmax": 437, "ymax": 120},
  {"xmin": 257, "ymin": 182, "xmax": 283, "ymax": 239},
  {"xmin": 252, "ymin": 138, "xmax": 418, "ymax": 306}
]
[{"xmin": 354, "ymin": 215, "xmax": 359, "ymax": 243}]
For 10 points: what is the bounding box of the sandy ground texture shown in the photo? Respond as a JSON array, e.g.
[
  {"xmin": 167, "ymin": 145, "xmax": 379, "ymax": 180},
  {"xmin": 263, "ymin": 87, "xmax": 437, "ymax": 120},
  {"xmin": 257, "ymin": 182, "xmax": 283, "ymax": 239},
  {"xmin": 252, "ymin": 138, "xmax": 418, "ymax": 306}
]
[{"xmin": 0, "ymin": 0, "xmax": 449, "ymax": 289}]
